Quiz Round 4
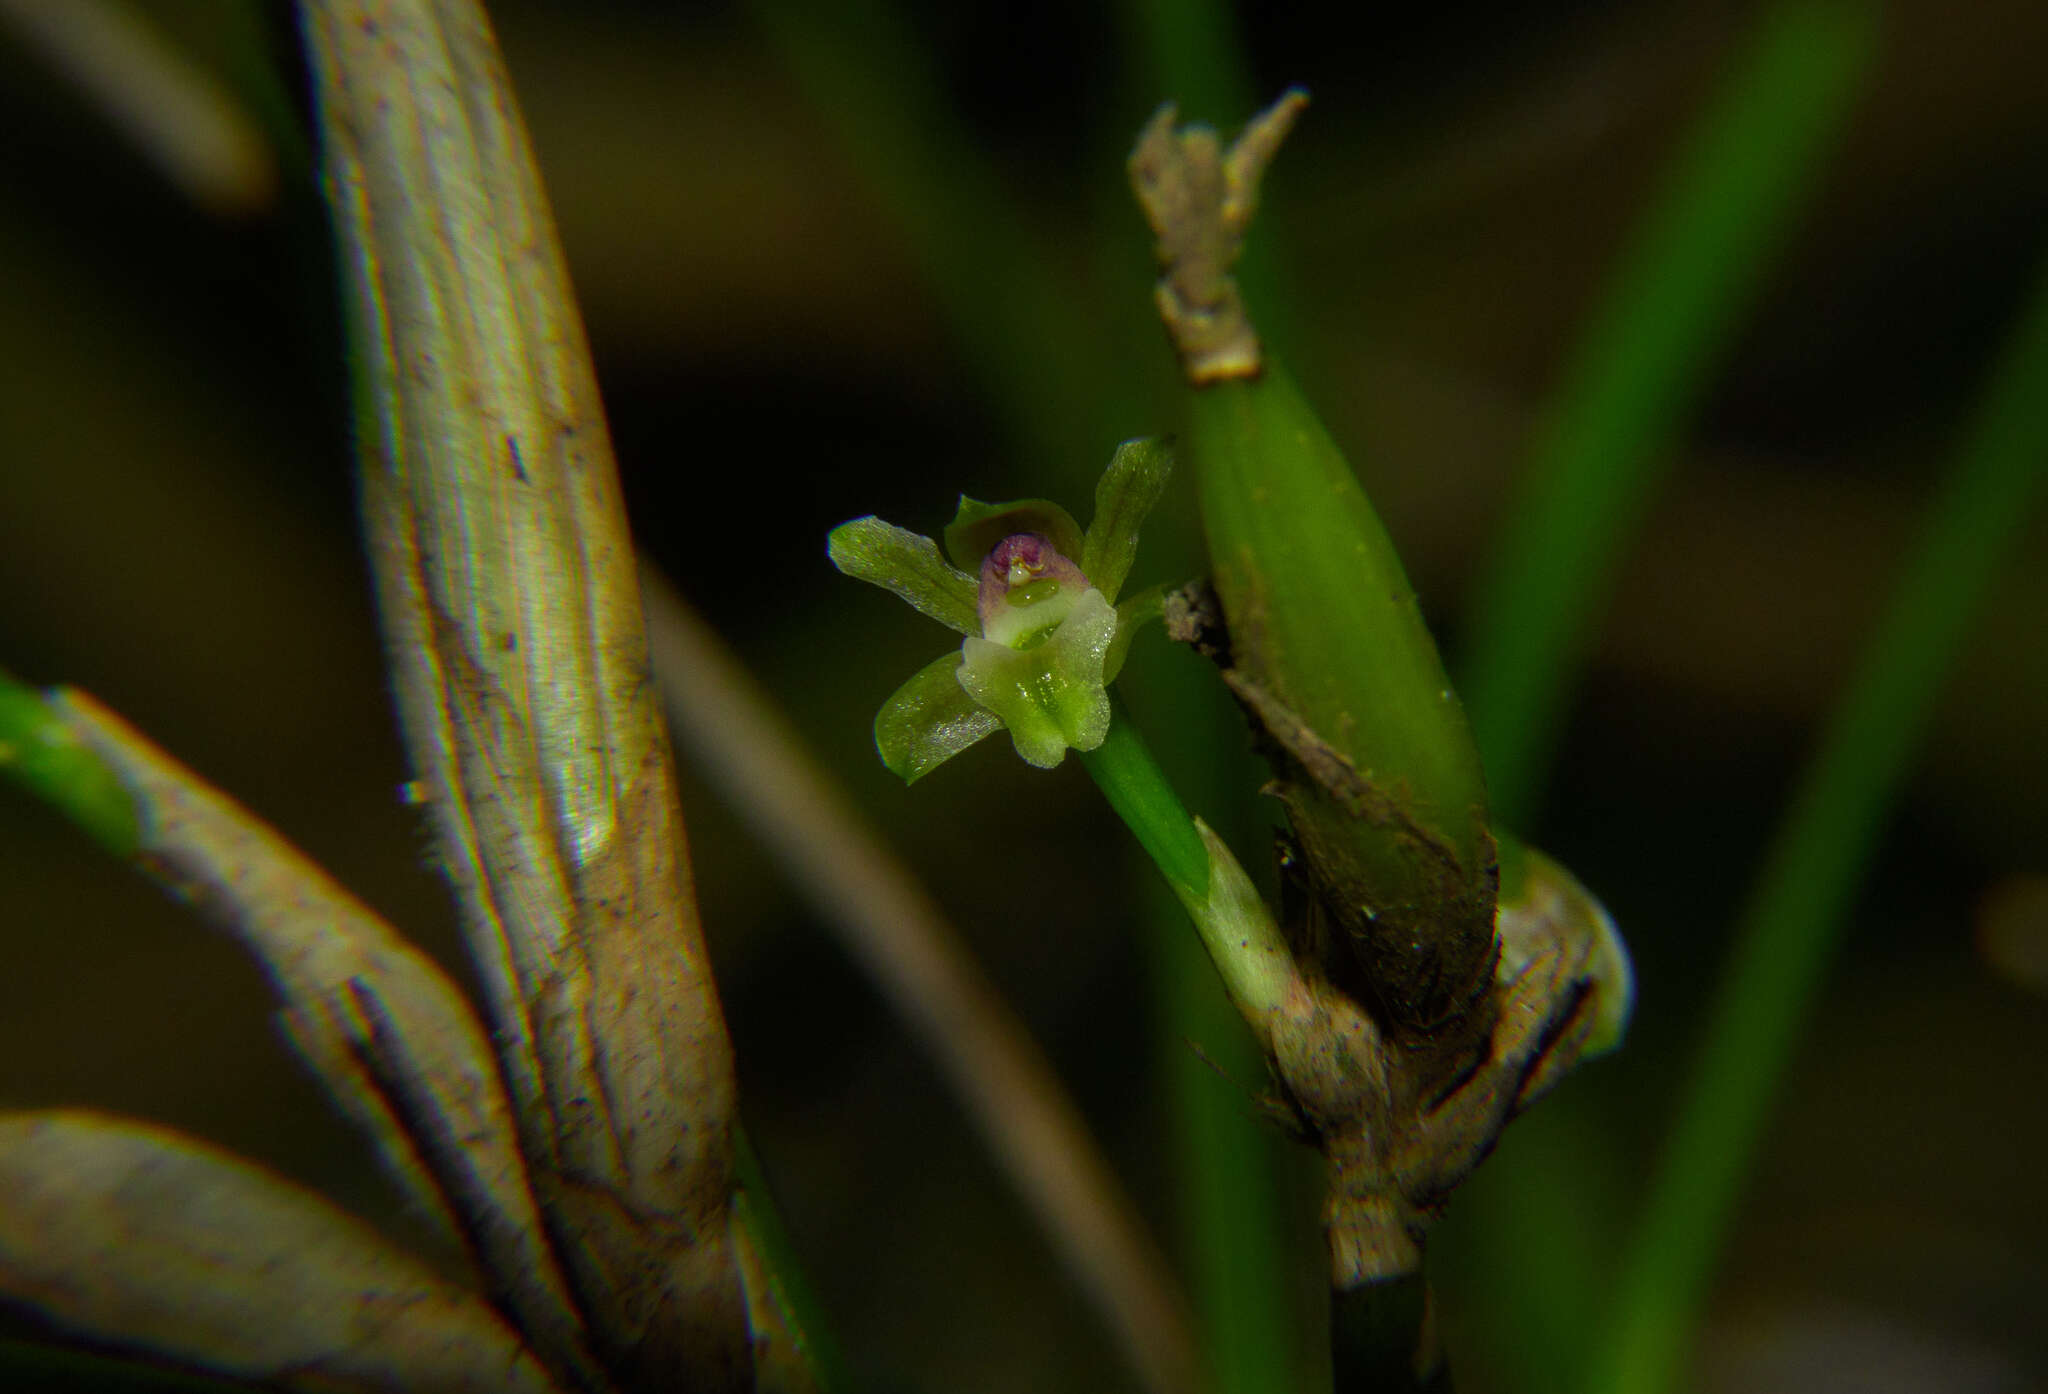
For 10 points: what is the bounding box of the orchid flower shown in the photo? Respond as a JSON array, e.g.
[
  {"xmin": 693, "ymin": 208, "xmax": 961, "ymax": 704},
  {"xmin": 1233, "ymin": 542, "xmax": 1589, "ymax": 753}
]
[{"xmin": 828, "ymin": 438, "xmax": 1173, "ymax": 781}]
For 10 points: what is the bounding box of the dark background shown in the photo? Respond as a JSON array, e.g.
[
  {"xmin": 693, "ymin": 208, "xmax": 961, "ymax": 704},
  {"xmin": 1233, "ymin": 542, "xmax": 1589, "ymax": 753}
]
[{"xmin": 1, "ymin": 2, "xmax": 2043, "ymax": 1390}]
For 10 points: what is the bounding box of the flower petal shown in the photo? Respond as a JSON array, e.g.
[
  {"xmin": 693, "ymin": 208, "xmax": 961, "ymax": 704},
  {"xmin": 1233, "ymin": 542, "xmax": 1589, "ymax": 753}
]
[
  {"xmin": 829, "ymin": 518, "xmax": 980, "ymax": 634},
  {"xmin": 876, "ymin": 651, "xmax": 1002, "ymax": 782},
  {"xmin": 1082, "ymin": 437, "xmax": 1175, "ymax": 602},
  {"xmin": 1106, "ymin": 582, "xmax": 1168, "ymax": 683}
]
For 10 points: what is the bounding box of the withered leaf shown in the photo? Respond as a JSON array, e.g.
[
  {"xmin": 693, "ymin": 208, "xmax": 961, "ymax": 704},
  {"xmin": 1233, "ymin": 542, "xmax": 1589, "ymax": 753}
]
[
  {"xmin": 302, "ymin": 0, "xmax": 747, "ymax": 1382},
  {"xmin": 0, "ymin": 1111, "xmax": 561, "ymax": 1394},
  {"xmin": 54, "ymin": 690, "xmax": 604, "ymax": 1392}
]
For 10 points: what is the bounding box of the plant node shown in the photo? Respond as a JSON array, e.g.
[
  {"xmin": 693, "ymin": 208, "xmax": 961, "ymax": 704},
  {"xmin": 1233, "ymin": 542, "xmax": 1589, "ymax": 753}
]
[{"xmin": 1129, "ymin": 89, "xmax": 1308, "ymax": 383}]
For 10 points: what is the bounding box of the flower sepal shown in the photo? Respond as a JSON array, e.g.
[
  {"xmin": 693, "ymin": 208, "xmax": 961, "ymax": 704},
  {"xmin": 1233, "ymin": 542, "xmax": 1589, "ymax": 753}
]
[
  {"xmin": 943, "ymin": 498, "xmax": 1085, "ymax": 576},
  {"xmin": 873, "ymin": 651, "xmax": 1002, "ymax": 784}
]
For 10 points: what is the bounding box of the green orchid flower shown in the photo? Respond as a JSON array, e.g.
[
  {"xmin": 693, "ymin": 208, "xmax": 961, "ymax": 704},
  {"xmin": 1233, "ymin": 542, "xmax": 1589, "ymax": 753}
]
[{"xmin": 828, "ymin": 438, "xmax": 1174, "ymax": 781}]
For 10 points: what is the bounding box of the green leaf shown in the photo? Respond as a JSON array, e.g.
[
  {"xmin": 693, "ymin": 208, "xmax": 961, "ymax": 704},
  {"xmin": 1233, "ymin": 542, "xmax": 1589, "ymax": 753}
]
[
  {"xmin": 0, "ymin": 670, "xmax": 139, "ymax": 856},
  {"xmin": 1591, "ymin": 218, "xmax": 2048, "ymax": 1394},
  {"xmin": 1458, "ymin": 0, "xmax": 1879, "ymax": 825},
  {"xmin": 1082, "ymin": 437, "xmax": 1175, "ymax": 602},
  {"xmin": 943, "ymin": 496, "xmax": 1084, "ymax": 573},
  {"xmin": 875, "ymin": 650, "xmax": 1001, "ymax": 783},
  {"xmin": 958, "ymin": 589, "xmax": 1117, "ymax": 768},
  {"xmin": 827, "ymin": 517, "xmax": 979, "ymax": 634}
]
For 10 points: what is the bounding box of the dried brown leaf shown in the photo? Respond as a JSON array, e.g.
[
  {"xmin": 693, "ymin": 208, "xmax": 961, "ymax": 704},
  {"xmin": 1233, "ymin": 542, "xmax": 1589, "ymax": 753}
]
[
  {"xmin": 301, "ymin": 0, "xmax": 746, "ymax": 1382},
  {"xmin": 53, "ymin": 690, "xmax": 607, "ymax": 1394},
  {"xmin": 0, "ymin": 1111, "xmax": 561, "ymax": 1394}
]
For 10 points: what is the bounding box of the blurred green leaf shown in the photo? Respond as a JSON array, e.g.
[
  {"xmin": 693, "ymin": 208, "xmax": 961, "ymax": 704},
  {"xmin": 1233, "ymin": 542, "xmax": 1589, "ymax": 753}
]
[
  {"xmin": 1459, "ymin": 0, "xmax": 1882, "ymax": 825},
  {"xmin": 1588, "ymin": 235, "xmax": 2048, "ymax": 1394}
]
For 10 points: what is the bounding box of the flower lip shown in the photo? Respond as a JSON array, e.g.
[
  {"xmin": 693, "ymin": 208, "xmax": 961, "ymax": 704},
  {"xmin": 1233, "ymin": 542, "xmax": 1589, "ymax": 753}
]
[{"xmin": 978, "ymin": 533, "xmax": 1093, "ymax": 646}]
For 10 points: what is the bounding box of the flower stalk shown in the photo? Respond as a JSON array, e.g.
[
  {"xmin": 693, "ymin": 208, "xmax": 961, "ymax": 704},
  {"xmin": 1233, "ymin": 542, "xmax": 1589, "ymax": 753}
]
[
  {"xmin": 1079, "ymin": 694, "xmax": 1300, "ymax": 1046},
  {"xmin": 828, "ymin": 438, "xmax": 1302, "ymax": 1051}
]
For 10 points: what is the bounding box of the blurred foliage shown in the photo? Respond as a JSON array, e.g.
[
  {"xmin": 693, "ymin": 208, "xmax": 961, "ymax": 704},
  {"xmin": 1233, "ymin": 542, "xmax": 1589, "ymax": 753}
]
[{"xmin": 1, "ymin": 2, "xmax": 2044, "ymax": 1392}]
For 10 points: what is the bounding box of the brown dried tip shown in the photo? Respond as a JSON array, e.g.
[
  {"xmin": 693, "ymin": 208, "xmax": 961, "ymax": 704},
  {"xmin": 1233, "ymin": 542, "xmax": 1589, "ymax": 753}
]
[{"xmin": 1128, "ymin": 88, "xmax": 1308, "ymax": 383}]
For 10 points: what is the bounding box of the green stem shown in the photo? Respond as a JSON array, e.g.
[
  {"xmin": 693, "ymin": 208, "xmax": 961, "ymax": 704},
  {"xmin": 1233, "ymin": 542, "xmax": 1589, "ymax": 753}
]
[
  {"xmin": 1584, "ymin": 241, "xmax": 2048, "ymax": 1394},
  {"xmin": 0, "ymin": 672, "xmax": 138, "ymax": 855},
  {"xmin": 1143, "ymin": 873, "xmax": 1300, "ymax": 1394},
  {"xmin": 1081, "ymin": 692, "xmax": 1299, "ymax": 1048},
  {"xmin": 1089, "ymin": 689, "xmax": 1310, "ymax": 1392},
  {"xmin": 749, "ymin": 0, "xmax": 1113, "ymax": 473},
  {"xmin": 1080, "ymin": 692, "xmax": 1212, "ymax": 903}
]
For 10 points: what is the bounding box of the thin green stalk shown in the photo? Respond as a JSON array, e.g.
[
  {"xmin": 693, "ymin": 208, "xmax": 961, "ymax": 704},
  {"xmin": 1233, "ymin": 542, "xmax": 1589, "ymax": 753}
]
[
  {"xmin": 1119, "ymin": 0, "xmax": 1253, "ymax": 129},
  {"xmin": 734, "ymin": 1126, "xmax": 847, "ymax": 1393},
  {"xmin": 1087, "ymin": 692, "xmax": 1309, "ymax": 1394},
  {"xmin": 1585, "ymin": 243, "xmax": 2048, "ymax": 1394},
  {"xmin": 1459, "ymin": 0, "xmax": 1880, "ymax": 825},
  {"xmin": 1145, "ymin": 883, "xmax": 1300, "ymax": 1394},
  {"xmin": 749, "ymin": 0, "xmax": 1114, "ymax": 471},
  {"xmin": 0, "ymin": 672, "xmax": 138, "ymax": 855},
  {"xmin": 1079, "ymin": 693, "xmax": 1297, "ymax": 1035},
  {"xmin": 1080, "ymin": 695, "xmax": 1211, "ymax": 902}
]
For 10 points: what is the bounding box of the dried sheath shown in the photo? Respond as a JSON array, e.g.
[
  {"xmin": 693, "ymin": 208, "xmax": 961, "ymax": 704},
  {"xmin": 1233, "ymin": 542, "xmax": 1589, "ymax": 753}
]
[{"xmin": 303, "ymin": 0, "xmax": 747, "ymax": 1383}]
